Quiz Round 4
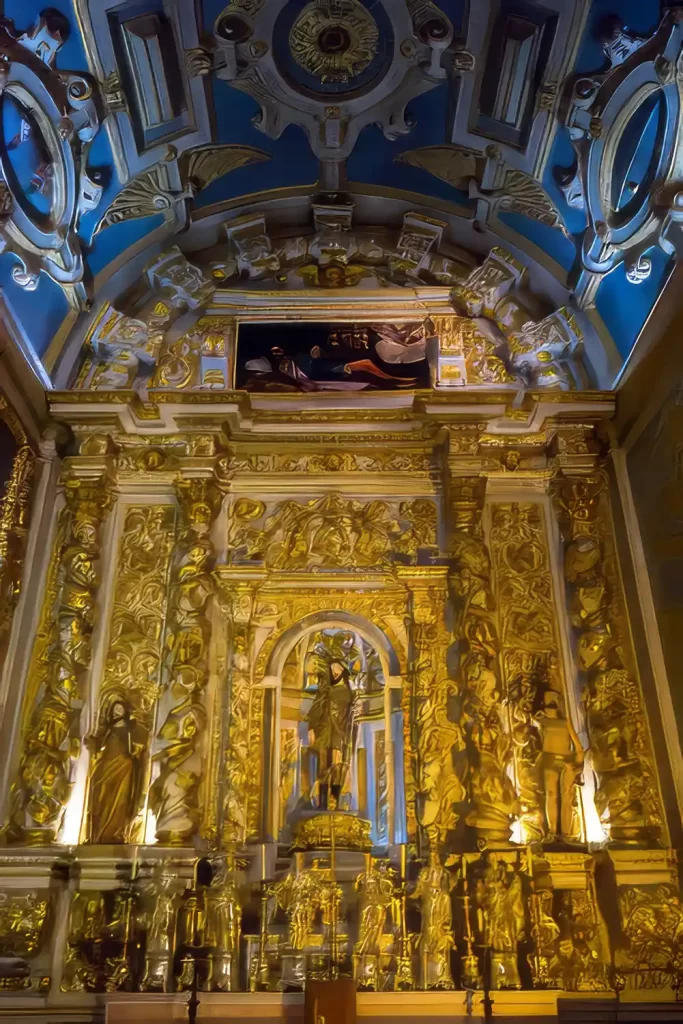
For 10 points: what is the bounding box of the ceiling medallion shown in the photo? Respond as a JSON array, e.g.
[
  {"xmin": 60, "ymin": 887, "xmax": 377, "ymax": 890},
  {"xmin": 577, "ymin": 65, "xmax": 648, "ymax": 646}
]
[
  {"xmin": 0, "ymin": 11, "xmax": 104, "ymax": 310},
  {"xmin": 289, "ymin": 0, "xmax": 379, "ymax": 84}
]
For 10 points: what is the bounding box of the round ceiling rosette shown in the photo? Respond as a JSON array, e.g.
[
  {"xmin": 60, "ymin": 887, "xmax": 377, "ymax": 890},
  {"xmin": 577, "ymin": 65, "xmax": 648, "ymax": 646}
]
[{"xmin": 274, "ymin": 0, "xmax": 393, "ymax": 98}]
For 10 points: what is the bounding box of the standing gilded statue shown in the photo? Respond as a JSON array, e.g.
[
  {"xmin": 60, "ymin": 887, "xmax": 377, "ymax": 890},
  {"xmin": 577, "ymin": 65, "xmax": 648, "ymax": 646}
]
[
  {"xmin": 536, "ymin": 688, "xmax": 584, "ymax": 841},
  {"xmin": 353, "ymin": 857, "xmax": 392, "ymax": 988},
  {"xmin": 306, "ymin": 650, "xmax": 355, "ymax": 811},
  {"xmin": 204, "ymin": 857, "xmax": 242, "ymax": 991},
  {"xmin": 412, "ymin": 851, "xmax": 456, "ymax": 990},
  {"xmin": 86, "ymin": 700, "xmax": 145, "ymax": 844},
  {"xmin": 476, "ymin": 858, "xmax": 525, "ymax": 989},
  {"xmin": 141, "ymin": 870, "xmax": 176, "ymax": 992}
]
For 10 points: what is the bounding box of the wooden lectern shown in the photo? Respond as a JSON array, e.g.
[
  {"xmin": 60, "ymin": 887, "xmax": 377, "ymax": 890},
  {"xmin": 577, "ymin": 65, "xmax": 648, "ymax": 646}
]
[{"xmin": 304, "ymin": 979, "xmax": 357, "ymax": 1024}]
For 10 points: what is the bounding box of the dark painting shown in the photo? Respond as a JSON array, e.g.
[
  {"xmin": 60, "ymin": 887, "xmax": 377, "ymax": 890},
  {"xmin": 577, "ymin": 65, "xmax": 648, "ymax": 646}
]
[{"xmin": 235, "ymin": 321, "xmax": 431, "ymax": 392}]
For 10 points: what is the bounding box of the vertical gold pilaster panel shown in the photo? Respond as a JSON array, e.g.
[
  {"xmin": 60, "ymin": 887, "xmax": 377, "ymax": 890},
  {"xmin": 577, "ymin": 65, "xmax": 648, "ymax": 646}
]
[
  {"xmin": 85, "ymin": 504, "xmax": 176, "ymax": 845},
  {"xmin": 408, "ymin": 570, "xmax": 461, "ymax": 854},
  {"xmin": 150, "ymin": 478, "xmax": 223, "ymax": 846},
  {"xmin": 489, "ymin": 502, "xmax": 583, "ymax": 843},
  {"xmin": 553, "ymin": 473, "xmax": 663, "ymax": 843},
  {"xmin": 447, "ymin": 476, "xmax": 518, "ymax": 847},
  {"xmin": 220, "ymin": 581, "xmax": 261, "ymax": 846},
  {"xmin": 0, "ymin": 434, "xmax": 34, "ymax": 677},
  {"xmin": 8, "ymin": 475, "xmax": 113, "ymax": 843}
]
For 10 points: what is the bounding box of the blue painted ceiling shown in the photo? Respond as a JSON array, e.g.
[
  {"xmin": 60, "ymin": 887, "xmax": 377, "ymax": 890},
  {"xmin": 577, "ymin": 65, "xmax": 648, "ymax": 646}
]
[{"xmin": 0, "ymin": 0, "xmax": 674, "ymax": 374}]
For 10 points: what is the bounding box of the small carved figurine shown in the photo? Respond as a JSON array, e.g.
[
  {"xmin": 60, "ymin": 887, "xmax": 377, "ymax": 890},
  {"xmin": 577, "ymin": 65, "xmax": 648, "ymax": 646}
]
[{"xmin": 412, "ymin": 852, "xmax": 455, "ymax": 990}]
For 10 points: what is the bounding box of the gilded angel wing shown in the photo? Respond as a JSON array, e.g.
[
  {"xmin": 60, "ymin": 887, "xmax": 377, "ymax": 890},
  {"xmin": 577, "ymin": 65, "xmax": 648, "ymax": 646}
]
[
  {"xmin": 397, "ymin": 146, "xmax": 570, "ymax": 238},
  {"xmin": 499, "ymin": 169, "xmax": 571, "ymax": 239},
  {"xmin": 94, "ymin": 145, "xmax": 270, "ymax": 235},
  {"xmin": 395, "ymin": 145, "xmax": 479, "ymax": 188},
  {"xmin": 93, "ymin": 165, "xmax": 180, "ymax": 235},
  {"xmin": 178, "ymin": 144, "xmax": 270, "ymax": 191}
]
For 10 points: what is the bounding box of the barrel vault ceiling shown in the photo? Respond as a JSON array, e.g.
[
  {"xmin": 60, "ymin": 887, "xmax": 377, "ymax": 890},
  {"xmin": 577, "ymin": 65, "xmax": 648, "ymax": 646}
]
[{"xmin": 0, "ymin": 0, "xmax": 680, "ymax": 389}]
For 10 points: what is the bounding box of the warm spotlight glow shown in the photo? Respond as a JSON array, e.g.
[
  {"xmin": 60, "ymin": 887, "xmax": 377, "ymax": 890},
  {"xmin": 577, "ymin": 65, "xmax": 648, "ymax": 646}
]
[
  {"xmin": 60, "ymin": 749, "xmax": 88, "ymax": 845},
  {"xmin": 582, "ymin": 755, "xmax": 609, "ymax": 845},
  {"xmin": 510, "ymin": 817, "xmax": 526, "ymax": 845},
  {"xmin": 144, "ymin": 808, "xmax": 157, "ymax": 846}
]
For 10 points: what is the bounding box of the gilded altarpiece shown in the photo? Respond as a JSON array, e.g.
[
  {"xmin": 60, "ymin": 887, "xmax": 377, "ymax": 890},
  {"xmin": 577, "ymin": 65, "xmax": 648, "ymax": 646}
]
[{"xmin": 0, "ymin": 396, "xmax": 679, "ymax": 1014}]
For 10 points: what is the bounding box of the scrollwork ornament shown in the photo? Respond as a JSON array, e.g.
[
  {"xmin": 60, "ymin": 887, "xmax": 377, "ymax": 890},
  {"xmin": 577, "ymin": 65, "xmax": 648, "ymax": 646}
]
[
  {"xmin": 61, "ymin": 886, "xmax": 135, "ymax": 993},
  {"xmin": 552, "ymin": 472, "xmax": 662, "ymax": 843},
  {"xmin": 447, "ymin": 474, "xmax": 518, "ymax": 847},
  {"xmin": 0, "ymin": 892, "xmax": 49, "ymax": 960},
  {"xmin": 0, "ymin": 12, "xmax": 104, "ymax": 309},
  {"xmin": 8, "ymin": 475, "xmax": 113, "ymax": 844},
  {"xmin": 411, "ymin": 580, "xmax": 464, "ymax": 852},
  {"xmin": 220, "ymin": 583, "xmax": 259, "ymax": 846},
  {"xmin": 93, "ymin": 146, "xmax": 270, "ymax": 236},
  {"xmin": 150, "ymin": 477, "xmax": 223, "ymax": 845},
  {"xmin": 230, "ymin": 492, "xmax": 436, "ymax": 571},
  {"xmin": 260, "ymin": 493, "xmax": 402, "ymax": 570},
  {"xmin": 617, "ymin": 884, "xmax": 683, "ymax": 992},
  {"xmin": 548, "ymin": 888, "xmax": 610, "ymax": 992}
]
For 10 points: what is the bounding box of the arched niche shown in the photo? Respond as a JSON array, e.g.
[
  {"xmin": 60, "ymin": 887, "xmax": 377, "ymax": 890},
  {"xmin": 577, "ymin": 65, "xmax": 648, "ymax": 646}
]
[{"xmin": 260, "ymin": 611, "xmax": 406, "ymax": 849}]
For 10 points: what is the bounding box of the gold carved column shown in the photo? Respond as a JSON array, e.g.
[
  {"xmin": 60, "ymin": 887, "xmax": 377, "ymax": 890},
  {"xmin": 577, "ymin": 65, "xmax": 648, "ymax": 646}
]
[
  {"xmin": 150, "ymin": 475, "xmax": 223, "ymax": 845},
  {"xmin": 8, "ymin": 471, "xmax": 113, "ymax": 844},
  {"xmin": 216, "ymin": 573, "xmax": 263, "ymax": 847},
  {"xmin": 405, "ymin": 568, "xmax": 462, "ymax": 854},
  {"xmin": 553, "ymin": 456, "xmax": 663, "ymax": 844},
  {"xmin": 446, "ymin": 471, "xmax": 518, "ymax": 847}
]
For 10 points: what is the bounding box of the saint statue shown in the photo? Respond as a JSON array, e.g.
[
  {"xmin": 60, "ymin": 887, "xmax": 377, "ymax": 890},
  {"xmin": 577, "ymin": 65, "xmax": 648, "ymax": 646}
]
[
  {"xmin": 354, "ymin": 859, "xmax": 393, "ymax": 958},
  {"xmin": 535, "ymin": 688, "xmax": 584, "ymax": 841},
  {"xmin": 476, "ymin": 859, "xmax": 525, "ymax": 989},
  {"xmin": 141, "ymin": 874, "xmax": 175, "ymax": 992},
  {"xmin": 86, "ymin": 700, "xmax": 145, "ymax": 844},
  {"xmin": 272, "ymin": 866, "xmax": 329, "ymax": 951},
  {"xmin": 306, "ymin": 656, "xmax": 355, "ymax": 810},
  {"xmin": 412, "ymin": 852, "xmax": 456, "ymax": 990},
  {"xmin": 204, "ymin": 858, "xmax": 242, "ymax": 992},
  {"xmin": 150, "ymin": 706, "xmax": 203, "ymax": 844}
]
